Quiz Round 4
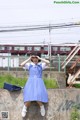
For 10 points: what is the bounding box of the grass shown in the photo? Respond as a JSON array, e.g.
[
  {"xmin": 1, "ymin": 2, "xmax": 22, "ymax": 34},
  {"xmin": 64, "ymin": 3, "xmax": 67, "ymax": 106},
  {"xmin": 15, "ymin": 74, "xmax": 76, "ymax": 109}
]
[
  {"xmin": 73, "ymin": 84, "xmax": 80, "ymax": 88},
  {"xmin": 0, "ymin": 74, "xmax": 58, "ymax": 89},
  {"xmin": 0, "ymin": 74, "xmax": 27, "ymax": 88},
  {"xmin": 44, "ymin": 78, "xmax": 58, "ymax": 89},
  {"xmin": 70, "ymin": 106, "xmax": 80, "ymax": 120}
]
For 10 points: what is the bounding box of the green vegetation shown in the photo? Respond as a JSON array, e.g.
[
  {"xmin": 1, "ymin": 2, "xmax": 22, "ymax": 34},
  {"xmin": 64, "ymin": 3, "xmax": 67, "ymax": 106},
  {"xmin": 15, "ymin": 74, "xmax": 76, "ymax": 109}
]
[
  {"xmin": 73, "ymin": 84, "xmax": 80, "ymax": 88},
  {"xmin": 44, "ymin": 78, "xmax": 58, "ymax": 89},
  {"xmin": 0, "ymin": 74, "xmax": 58, "ymax": 89},
  {"xmin": 0, "ymin": 74, "xmax": 27, "ymax": 88},
  {"xmin": 70, "ymin": 106, "xmax": 80, "ymax": 120}
]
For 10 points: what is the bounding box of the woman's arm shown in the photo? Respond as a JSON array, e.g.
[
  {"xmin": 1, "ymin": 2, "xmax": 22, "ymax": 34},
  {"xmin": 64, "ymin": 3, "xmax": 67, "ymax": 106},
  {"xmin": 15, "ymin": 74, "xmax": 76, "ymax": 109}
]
[
  {"xmin": 20, "ymin": 56, "xmax": 31, "ymax": 67},
  {"xmin": 37, "ymin": 56, "xmax": 50, "ymax": 65}
]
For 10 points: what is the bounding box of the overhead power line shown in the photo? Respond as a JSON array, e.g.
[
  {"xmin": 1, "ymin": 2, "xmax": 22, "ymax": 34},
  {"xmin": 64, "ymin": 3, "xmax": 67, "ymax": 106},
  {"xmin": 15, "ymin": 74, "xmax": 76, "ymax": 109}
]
[{"xmin": 0, "ymin": 22, "xmax": 80, "ymax": 33}]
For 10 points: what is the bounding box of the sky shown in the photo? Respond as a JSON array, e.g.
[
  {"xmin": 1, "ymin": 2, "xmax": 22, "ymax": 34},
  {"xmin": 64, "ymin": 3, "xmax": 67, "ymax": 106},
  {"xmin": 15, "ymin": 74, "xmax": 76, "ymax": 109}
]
[{"xmin": 0, "ymin": 0, "xmax": 80, "ymax": 44}]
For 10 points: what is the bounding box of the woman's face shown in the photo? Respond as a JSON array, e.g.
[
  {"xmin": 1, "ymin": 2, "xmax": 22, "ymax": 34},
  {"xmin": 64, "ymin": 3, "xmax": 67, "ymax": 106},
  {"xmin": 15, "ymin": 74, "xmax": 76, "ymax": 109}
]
[{"xmin": 31, "ymin": 56, "xmax": 39, "ymax": 64}]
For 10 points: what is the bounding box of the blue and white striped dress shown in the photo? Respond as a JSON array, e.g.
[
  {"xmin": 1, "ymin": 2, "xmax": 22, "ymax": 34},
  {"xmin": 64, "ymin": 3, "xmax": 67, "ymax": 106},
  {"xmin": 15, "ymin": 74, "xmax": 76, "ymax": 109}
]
[{"xmin": 23, "ymin": 62, "xmax": 48, "ymax": 103}]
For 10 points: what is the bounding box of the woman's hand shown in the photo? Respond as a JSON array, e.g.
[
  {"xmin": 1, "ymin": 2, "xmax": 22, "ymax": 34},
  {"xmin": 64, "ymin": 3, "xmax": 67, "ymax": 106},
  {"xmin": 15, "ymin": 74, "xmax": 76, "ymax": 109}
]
[{"xmin": 36, "ymin": 56, "xmax": 41, "ymax": 60}]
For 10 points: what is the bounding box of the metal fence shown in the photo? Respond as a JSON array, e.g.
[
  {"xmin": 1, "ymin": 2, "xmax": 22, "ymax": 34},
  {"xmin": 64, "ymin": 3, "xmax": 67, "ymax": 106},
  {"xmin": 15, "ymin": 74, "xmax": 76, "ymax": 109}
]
[{"xmin": 0, "ymin": 53, "xmax": 77, "ymax": 72}]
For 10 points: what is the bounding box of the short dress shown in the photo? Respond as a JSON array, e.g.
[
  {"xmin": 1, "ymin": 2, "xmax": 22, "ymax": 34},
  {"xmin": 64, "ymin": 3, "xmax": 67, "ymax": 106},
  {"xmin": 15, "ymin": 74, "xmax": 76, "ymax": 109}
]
[{"xmin": 23, "ymin": 62, "xmax": 48, "ymax": 103}]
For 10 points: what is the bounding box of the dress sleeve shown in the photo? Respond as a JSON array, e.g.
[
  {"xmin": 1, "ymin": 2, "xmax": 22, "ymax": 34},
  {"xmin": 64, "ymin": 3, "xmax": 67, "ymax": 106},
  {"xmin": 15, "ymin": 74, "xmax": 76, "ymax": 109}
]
[
  {"xmin": 23, "ymin": 63, "xmax": 30, "ymax": 70},
  {"xmin": 41, "ymin": 63, "xmax": 47, "ymax": 70}
]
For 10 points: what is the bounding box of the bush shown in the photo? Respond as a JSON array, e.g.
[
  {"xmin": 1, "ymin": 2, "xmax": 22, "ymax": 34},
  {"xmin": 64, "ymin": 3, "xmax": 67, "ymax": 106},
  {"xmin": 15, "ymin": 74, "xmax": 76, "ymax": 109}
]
[{"xmin": 0, "ymin": 74, "xmax": 58, "ymax": 89}]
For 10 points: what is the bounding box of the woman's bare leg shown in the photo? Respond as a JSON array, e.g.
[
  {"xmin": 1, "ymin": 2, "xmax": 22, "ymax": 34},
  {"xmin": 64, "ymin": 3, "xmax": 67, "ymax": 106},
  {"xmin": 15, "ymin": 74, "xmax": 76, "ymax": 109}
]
[
  {"xmin": 24, "ymin": 101, "xmax": 31, "ymax": 107},
  {"xmin": 37, "ymin": 101, "xmax": 43, "ymax": 106},
  {"xmin": 37, "ymin": 101, "xmax": 45, "ymax": 116},
  {"xmin": 22, "ymin": 101, "xmax": 31, "ymax": 117}
]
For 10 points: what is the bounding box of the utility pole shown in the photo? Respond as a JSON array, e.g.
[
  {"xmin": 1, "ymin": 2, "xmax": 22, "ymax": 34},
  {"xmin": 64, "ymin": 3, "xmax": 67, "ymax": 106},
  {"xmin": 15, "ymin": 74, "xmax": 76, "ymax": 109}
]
[{"xmin": 48, "ymin": 24, "xmax": 52, "ymax": 72}]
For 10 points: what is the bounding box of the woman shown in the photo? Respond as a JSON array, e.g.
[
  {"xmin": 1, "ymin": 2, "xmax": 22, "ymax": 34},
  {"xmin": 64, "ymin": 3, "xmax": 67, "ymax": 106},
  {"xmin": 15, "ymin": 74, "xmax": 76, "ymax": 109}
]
[{"xmin": 20, "ymin": 54, "xmax": 50, "ymax": 117}]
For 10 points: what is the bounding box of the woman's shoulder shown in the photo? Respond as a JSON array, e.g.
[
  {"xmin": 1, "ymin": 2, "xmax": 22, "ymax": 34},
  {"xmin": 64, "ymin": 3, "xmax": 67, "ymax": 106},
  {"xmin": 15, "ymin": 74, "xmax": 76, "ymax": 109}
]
[
  {"xmin": 38, "ymin": 62, "xmax": 46, "ymax": 65},
  {"xmin": 25, "ymin": 62, "xmax": 34, "ymax": 65},
  {"xmin": 24, "ymin": 62, "xmax": 33, "ymax": 69},
  {"xmin": 38, "ymin": 62, "xmax": 46, "ymax": 69}
]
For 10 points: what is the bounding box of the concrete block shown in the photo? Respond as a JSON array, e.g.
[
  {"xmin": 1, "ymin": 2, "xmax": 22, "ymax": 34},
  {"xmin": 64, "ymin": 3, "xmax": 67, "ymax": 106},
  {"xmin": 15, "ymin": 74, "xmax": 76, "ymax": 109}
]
[{"xmin": 0, "ymin": 89, "xmax": 80, "ymax": 120}]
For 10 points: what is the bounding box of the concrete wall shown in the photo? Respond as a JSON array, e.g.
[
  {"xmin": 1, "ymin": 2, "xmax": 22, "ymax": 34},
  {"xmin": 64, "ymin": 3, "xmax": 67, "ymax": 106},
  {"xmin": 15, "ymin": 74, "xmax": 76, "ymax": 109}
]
[{"xmin": 0, "ymin": 89, "xmax": 80, "ymax": 120}]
